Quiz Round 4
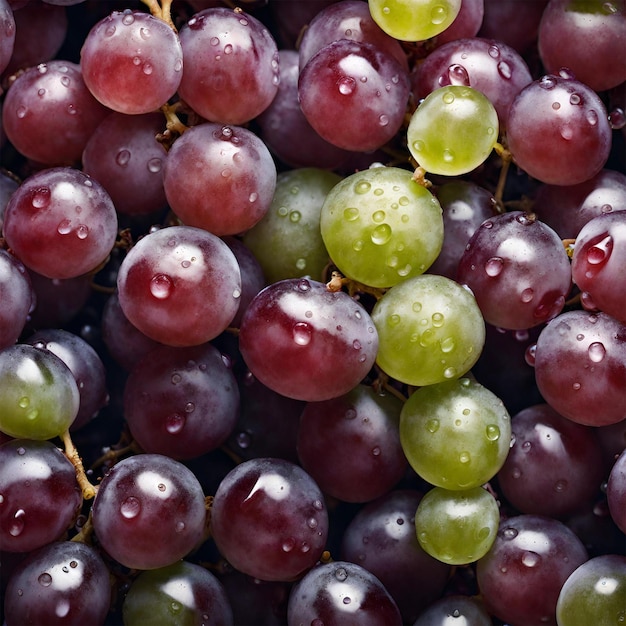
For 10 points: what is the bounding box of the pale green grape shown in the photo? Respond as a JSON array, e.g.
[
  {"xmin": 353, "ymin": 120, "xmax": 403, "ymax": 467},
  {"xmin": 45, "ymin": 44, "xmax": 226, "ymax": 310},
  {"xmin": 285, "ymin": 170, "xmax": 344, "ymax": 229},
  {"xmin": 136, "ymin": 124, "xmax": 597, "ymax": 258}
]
[
  {"xmin": 399, "ymin": 377, "xmax": 511, "ymax": 489},
  {"xmin": 408, "ymin": 86, "xmax": 499, "ymax": 176},
  {"xmin": 371, "ymin": 274, "xmax": 484, "ymax": 385},
  {"xmin": 556, "ymin": 555, "xmax": 626, "ymax": 626},
  {"xmin": 415, "ymin": 486, "xmax": 500, "ymax": 565},
  {"xmin": 0, "ymin": 344, "xmax": 79, "ymax": 440},
  {"xmin": 320, "ymin": 166, "xmax": 443, "ymax": 288},
  {"xmin": 243, "ymin": 168, "xmax": 340, "ymax": 284},
  {"xmin": 368, "ymin": 0, "xmax": 462, "ymax": 42}
]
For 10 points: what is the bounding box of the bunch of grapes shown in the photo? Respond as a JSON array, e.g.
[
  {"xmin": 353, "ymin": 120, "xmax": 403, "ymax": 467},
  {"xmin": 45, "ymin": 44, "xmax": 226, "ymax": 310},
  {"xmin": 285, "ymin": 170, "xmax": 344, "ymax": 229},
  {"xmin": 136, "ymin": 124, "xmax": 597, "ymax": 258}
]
[{"xmin": 0, "ymin": 0, "xmax": 625, "ymax": 624}]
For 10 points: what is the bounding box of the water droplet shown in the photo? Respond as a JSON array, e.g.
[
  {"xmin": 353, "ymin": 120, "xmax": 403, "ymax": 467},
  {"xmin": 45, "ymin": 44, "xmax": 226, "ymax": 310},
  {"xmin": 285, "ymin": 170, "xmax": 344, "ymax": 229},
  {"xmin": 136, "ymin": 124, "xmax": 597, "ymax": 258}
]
[
  {"xmin": 343, "ymin": 597, "xmax": 352, "ymax": 605},
  {"xmin": 432, "ymin": 312, "xmax": 444, "ymax": 327},
  {"xmin": 57, "ymin": 219, "xmax": 72, "ymax": 235},
  {"xmin": 293, "ymin": 322, "xmax": 312, "ymax": 346},
  {"xmin": 497, "ymin": 61, "xmax": 512, "ymax": 79},
  {"xmin": 56, "ymin": 600, "xmax": 70, "ymax": 618},
  {"xmin": 344, "ymin": 207, "xmax": 360, "ymax": 221},
  {"xmin": 440, "ymin": 337, "xmax": 455, "ymax": 353},
  {"xmin": 9, "ymin": 510, "xmax": 25, "ymax": 536},
  {"xmin": 587, "ymin": 235, "xmax": 613, "ymax": 265},
  {"xmin": 116, "ymin": 149, "xmax": 131, "ymax": 167},
  {"xmin": 288, "ymin": 209, "xmax": 300, "ymax": 222},
  {"xmin": 372, "ymin": 446, "xmax": 381, "ymax": 456},
  {"xmin": 609, "ymin": 107, "xmax": 626, "ymax": 129},
  {"xmin": 337, "ymin": 76, "xmax": 356, "ymax": 95},
  {"xmin": 352, "ymin": 340, "xmax": 361, "ymax": 350},
  {"xmin": 378, "ymin": 114, "xmax": 389, "ymax": 126},
  {"xmin": 573, "ymin": 381, "xmax": 581, "ymax": 390},
  {"xmin": 282, "ymin": 537, "xmax": 295, "ymax": 552},
  {"xmin": 521, "ymin": 288, "xmax": 534, "ymax": 303},
  {"xmin": 120, "ymin": 496, "xmax": 141, "ymax": 519},
  {"xmin": 122, "ymin": 10, "xmax": 135, "ymax": 25},
  {"xmin": 297, "ymin": 278, "xmax": 310, "ymax": 292},
  {"xmin": 525, "ymin": 344, "xmax": 536, "ymax": 366},
  {"xmin": 431, "ymin": 4, "xmax": 448, "ymax": 24},
  {"xmin": 552, "ymin": 101, "xmax": 561, "ymax": 110},
  {"xmin": 539, "ymin": 75, "xmax": 557, "ymax": 90},
  {"xmin": 413, "ymin": 139, "xmax": 425, "ymax": 153},
  {"xmin": 175, "ymin": 521, "xmax": 185, "ymax": 533},
  {"xmin": 588, "ymin": 342, "xmax": 606, "ymax": 363},
  {"xmin": 443, "ymin": 366, "xmax": 457, "ymax": 378},
  {"xmin": 459, "ymin": 451, "xmax": 471, "ymax": 463},
  {"xmin": 171, "ymin": 373, "xmax": 182, "ymax": 385},
  {"xmin": 32, "ymin": 188, "xmax": 50, "ymax": 208},
  {"xmin": 150, "ymin": 274, "xmax": 173, "ymax": 299},
  {"xmin": 76, "ymin": 224, "xmax": 89, "ymax": 239},
  {"xmin": 426, "ymin": 419, "xmax": 440, "ymax": 433},
  {"xmin": 16, "ymin": 105, "xmax": 27, "ymax": 118},
  {"xmin": 554, "ymin": 479, "xmax": 568, "ymax": 493},
  {"xmin": 105, "ymin": 24, "xmax": 116, "ymax": 36},
  {"xmin": 38, "ymin": 573, "xmax": 52, "ymax": 586},
  {"xmin": 372, "ymin": 210, "xmax": 386, "ymax": 223},
  {"xmin": 371, "ymin": 224, "xmax": 392, "ymax": 245},
  {"xmin": 17, "ymin": 447, "xmax": 25, "ymax": 456},
  {"xmin": 522, "ymin": 551, "xmax": 540, "ymax": 567},
  {"xmin": 443, "ymin": 149, "xmax": 454, "ymax": 162},
  {"xmin": 502, "ymin": 527, "xmax": 518, "ymax": 539},
  {"xmin": 249, "ymin": 192, "xmax": 258, "ymax": 203},
  {"xmin": 353, "ymin": 239, "xmax": 363, "ymax": 251},
  {"xmin": 335, "ymin": 567, "xmax": 348, "ymax": 581},
  {"xmin": 147, "ymin": 157, "xmax": 162, "ymax": 173},
  {"xmin": 486, "ymin": 425, "xmax": 500, "ymax": 441},
  {"xmin": 485, "ymin": 257, "xmax": 504, "ymax": 276},
  {"xmin": 165, "ymin": 412, "xmax": 185, "ymax": 434}
]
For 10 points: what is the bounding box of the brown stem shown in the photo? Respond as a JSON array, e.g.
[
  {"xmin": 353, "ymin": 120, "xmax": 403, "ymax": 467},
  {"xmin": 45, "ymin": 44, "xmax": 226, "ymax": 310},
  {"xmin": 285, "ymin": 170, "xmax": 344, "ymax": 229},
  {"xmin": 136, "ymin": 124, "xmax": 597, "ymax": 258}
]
[
  {"xmin": 61, "ymin": 430, "xmax": 98, "ymax": 500},
  {"xmin": 493, "ymin": 142, "xmax": 512, "ymax": 213}
]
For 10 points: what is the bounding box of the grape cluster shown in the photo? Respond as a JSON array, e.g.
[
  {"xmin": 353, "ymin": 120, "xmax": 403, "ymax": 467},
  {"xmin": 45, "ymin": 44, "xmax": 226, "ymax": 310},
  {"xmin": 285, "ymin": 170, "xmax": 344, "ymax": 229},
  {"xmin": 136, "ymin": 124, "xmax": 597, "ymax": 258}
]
[{"xmin": 1, "ymin": 0, "xmax": 625, "ymax": 625}]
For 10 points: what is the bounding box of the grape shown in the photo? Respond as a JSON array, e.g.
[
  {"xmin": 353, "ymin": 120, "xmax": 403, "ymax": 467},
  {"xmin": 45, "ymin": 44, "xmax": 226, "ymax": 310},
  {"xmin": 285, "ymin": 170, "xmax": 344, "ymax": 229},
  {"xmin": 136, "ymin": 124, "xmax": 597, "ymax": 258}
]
[
  {"xmin": 123, "ymin": 342, "xmax": 239, "ymax": 460},
  {"xmin": 243, "ymin": 167, "xmax": 340, "ymax": 284},
  {"xmin": 556, "ymin": 554, "xmax": 626, "ymax": 626},
  {"xmin": 163, "ymin": 122, "xmax": 276, "ymax": 237},
  {"xmin": 400, "ymin": 377, "xmax": 511, "ymax": 489},
  {"xmin": 2, "ymin": 60, "xmax": 109, "ymax": 166},
  {"xmin": 416, "ymin": 485, "xmax": 500, "ymax": 564},
  {"xmin": 0, "ymin": 344, "xmax": 79, "ymax": 440},
  {"xmin": 413, "ymin": 594, "xmax": 493, "ymax": 625},
  {"xmin": 123, "ymin": 560, "xmax": 233, "ymax": 625},
  {"xmin": 320, "ymin": 165, "xmax": 444, "ymax": 288},
  {"xmin": 412, "ymin": 36, "xmax": 532, "ymax": 128},
  {"xmin": 82, "ymin": 111, "xmax": 168, "ymax": 217},
  {"xmin": 368, "ymin": 0, "xmax": 462, "ymax": 42},
  {"xmin": 91, "ymin": 453, "xmax": 207, "ymax": 570},
  {"xmin": 476, "ymin": 514, "xmax": 589, "ymax": 626},
  {"xmin": 2, "ymin": 167, "xmax": 118, "ymax": 280},
  {"xmin": 24, "ymin": 328, "xmax": 108, "ymax": 430},
  {"xmin": 457, "ymin": 211, "xmax": 572, "ymax": 330},
  {"xmin": 238, "ymin": 278, "xmax": 378, "ymax": 401},
  {"xmin": 427, "ymin": 180, "xmax": 497, "ymax": 279},
  {"xmin": 0, "ymin": 169, "xmax": 19, "ymax": 231},
  {"xmin": 506, "ymin": 73, "xmax": 613, "ymax": 186},
  {"xmin": 340, "ymin": 489, "xmax": 451, "ymax": 623},
  {"xmin": 80, "ymin": 9, "xmax": 183, "ymax": 114},
  {"xmin": 3, "ymin": 541, "xmax": 111, "ymax": 626},
  {"xmin": 434, "ymin": 0, "xmax": 484, "ymax": 46},
  {"xmin": 538, "ymin": 0, "xmax": 626, "ymax": 93},
  {"xmin": 298, "ymin": 39, "xmax": 410, "ymax": 152},
  {"xmin": 0, "ymin": 250, "xmax": 33, "ymax": 351},
  {"xmin": 499, "ymin": 404, "xmax": 605, "ymax": 519},
  {"xmin": 116, "ymin": 225, "xmax": 242, "ymax": 347},
  {"xmin": 533, "ymin": 311, "xmax": 626, "ymax": 426},
  {"xmin": 298, "ymin": 0, "xmax": 409, "ymax": 72},
  {"xmin": 287, "ymin": 560, "xmax": 403, "ymax": 625},
  {"xmin": 296, "ymin": 385, "xmax": 407, "ymax": 503},
  {"xmin": 371, "ymin": 274, "xmax": 485, "ymax": 386},
  {"xmin": 177, "ymin": 7, "xmax": 279, "ymax": 125},
  {"xmin": 571, "ymin": 211, "xmax": 626, "ymax": 323},
  {"xmin": 0, "ymin": 0, "xmax": 15, "ymax": 75},
  {"xmin": 607, "ymin": 449, "xmax": 626, "ymax": 533},
  {"xmin": 0, "ymin": 439, "xmax": 82, "ymax": 553},
  {"xmin": 407, "ymin": 85, "xmax": 499, "ymax": 176},
  {"xmin": 210, "ymin": 457, "xmax": 329, "ymax": 581}
]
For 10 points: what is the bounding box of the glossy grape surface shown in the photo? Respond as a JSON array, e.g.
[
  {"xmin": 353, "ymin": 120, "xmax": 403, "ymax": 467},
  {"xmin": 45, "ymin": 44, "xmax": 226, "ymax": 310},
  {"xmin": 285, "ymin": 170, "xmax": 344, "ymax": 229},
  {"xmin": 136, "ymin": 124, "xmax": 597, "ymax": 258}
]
[
  {"xmin": 0, "ymin": 250, "xmax": 33, "ymax": 350},
  {"xmin": 400, "ymin": 377, "xmax": 511, "ymax": 489},
  {"xmin": 320, "ymin": 165, "xmax": 444, "ymax": 288},
  {"xmin": 372, "ymin": 274, "xmax": 485, "ymax": 386}
]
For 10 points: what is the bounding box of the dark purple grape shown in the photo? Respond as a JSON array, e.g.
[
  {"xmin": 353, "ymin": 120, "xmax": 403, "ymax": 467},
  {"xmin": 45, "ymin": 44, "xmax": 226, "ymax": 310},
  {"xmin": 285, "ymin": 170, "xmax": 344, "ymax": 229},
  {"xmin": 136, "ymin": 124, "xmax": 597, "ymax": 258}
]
[
  {"xmin": 0, "ymin": 439, "xmax": 82, "ymax": 553},
  {"xmin": 0, "ymin": 250, "xmax": 33, "ymax": 351},
  {"xmin": 211, "ymin": 457, "xmax": 328, "ymax": 581},
  {"xmin": 91, "ymin": 453, "xmax": 207, "ymax": 570},
  {"xmin": 123, "ymin": 343, "xmax": 239, "ymax": 460},
  {"xmin": 607, "ymin": 449, "xmax": 626, "ymax": 533},
  {"xmin": 533, "ymin": 310, "xmax": 626, "ymax": 426},
  {"xmin": 413, "ymin": 594, "xmax": 492, "ymax": 626},
  {"xmin": 3, "ymin": 541, "xmax": 111, "ymax": 626},
  {"xmin": 340, "ymin": 490, "xmax": 451, "ymax": 623},
  {"xmin": 0, "ymin": 0, "xmax": 15, "ymax": 75},
  {"xmin": 287, "ymin": 560, "xmax": 403, "ymax": 626},
  {"xmin": 434, "ymin": 0, "xmax": 484, "ymax": 46},
  {"xmin": 476, "ymin": 514, "xmax": 589, "ymax": 625},
  {"xmin": 238, "ymin": 278, "xmax": 378, "ymax": 402},
  {"xmin": 297, "ymin": 385, "xmax": 407, "ymax": 503},
  {"xmin": 498, "ymin": 404, "xmax": 605, "ymax": 519},
  {"xmin": 457, "ymin": 211, "xmax": 572, "ymax": 330}
]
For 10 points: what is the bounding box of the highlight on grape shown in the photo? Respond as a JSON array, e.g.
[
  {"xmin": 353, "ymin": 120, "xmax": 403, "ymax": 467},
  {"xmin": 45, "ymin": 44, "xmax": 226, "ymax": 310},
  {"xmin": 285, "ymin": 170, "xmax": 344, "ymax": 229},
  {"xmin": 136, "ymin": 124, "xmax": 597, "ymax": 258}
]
[{"xmin": 0, "ymin": 0, "xmax": 624, "ymax": 624}]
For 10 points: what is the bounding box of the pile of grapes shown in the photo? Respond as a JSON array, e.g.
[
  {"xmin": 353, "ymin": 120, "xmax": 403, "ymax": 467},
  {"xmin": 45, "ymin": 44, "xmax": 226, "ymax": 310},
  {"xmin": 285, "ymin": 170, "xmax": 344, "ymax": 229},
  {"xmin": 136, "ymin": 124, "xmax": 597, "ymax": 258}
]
[{"xmin": 1, "ymin": 0, "xmax": 625, "ymax": 624}]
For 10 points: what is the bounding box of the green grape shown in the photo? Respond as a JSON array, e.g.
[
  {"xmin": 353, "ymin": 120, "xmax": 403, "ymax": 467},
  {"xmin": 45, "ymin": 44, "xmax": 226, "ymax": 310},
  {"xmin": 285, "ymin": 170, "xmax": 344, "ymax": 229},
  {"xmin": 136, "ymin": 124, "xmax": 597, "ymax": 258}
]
[
  {"xmin": 399, "ymin": 377, "xmax": 511, "ymax": 489},
  {"xmin": 407, "ymin": 86, "xmax": 499, "ymax": 176},
  {"xmin": 243, "ymin": 168, "xmax": 340, "ymax": 284},
  {"xmin": 415, "ymin": 486, "xmax": 500, "ymax": 565},
  {"xmin": 556, "ymin": 555, "xmax": 626, "ymax": 626},
  {"xmin": 0, "ymin": 344, "xmax": 79, "ymax": 440},
  {"xmin": 320, "ymin": 166, "xmax": 444, "ymax": 288},
  {"xmin": 371, "ymin": 274, "xmax": 485, "ymax": 386},
  {"xmin": 368, "ymin": 0, "xmax": 462, "ymax": 42},
  {"xmin": 123, "ymin": 560, "xmax": 233, "ymax": 625}
]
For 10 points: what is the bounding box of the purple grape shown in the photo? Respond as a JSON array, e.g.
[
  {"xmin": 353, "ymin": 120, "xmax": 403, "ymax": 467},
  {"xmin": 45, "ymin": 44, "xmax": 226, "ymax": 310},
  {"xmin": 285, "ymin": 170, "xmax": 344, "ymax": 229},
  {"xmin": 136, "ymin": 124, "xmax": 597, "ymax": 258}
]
[
  {"xmin": 298, "ymin": 39, "xmax": 410, "ymax": 152},
  {"xmin": 0, "ymin": 439, "xmax": 82, "ymax": 553},
  {"xmin": 476, "ymin": 514, "xmax": 589, "ymax": 625},
  {"xmin": 123, "ymin": 343, "xmax": 239, "ymax": 460},
  {"xmin": 340, "ymin": 490, "xmax": 451, "ymax": 623},
  {"xmin": 3, "ymin": 541, "xmax": 111, "ymax": 626},
  {"xmin": 177, "ymin": 7, "xmax": 279, "ymax": 124},
  {"xmin": 0, "ymin": 0, "xmax": 15, "ymax": 75},
  {"xmin": 91, "ymin": 453, "xmax": 207, "ymax": 570},
  {"xmin": 607, "ymin": 449, "xmax": 626, "ymax": 533},
  {"xmin": 163, "ymin": 123, "xmax": 276, "ymax": 236},
  {"xmin": 238, "ymin": 278, "xmax": 378, "ymax": 401},
  {"xmin": 457, "ymin": 211, "xmax": 572, "ymax": 330},
  {"xmin": 413, "ymin": 594, "xmax": 492, "ymax": 626},
  {"xmin": 80, "ymin": 9, "xmax": 183, "ymax": 114},
  {"xmin": 533, "ymin": 310, "xmax": 626, "ymax": 426},
  {"xmin": 297, "ymin": 385, "xmax": 407, "ymax": 503},
  {"xmin": 287, "ymin": 560, "xmax": 403, "ymax": 626},
  {"xmin": 211, "ymin": 457, "xmax": 329, "ymax": 581},
  {"xmin": 434, "ymin": 0, "xmax": 484, "ymax": 46},
  {"xmin": 0, "ymin": 250, "xmax": 33, "ymax": 351}
]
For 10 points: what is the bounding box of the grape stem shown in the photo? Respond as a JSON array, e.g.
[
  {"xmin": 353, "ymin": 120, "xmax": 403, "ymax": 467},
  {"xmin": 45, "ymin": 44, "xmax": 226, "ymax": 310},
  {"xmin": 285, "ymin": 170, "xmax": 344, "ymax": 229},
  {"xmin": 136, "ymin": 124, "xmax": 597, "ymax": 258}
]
[
  {"xmin": 325, "ymin": 270, "xmax": 387, "ymax": 300},
  {"xmin": 71, "ymin": 510, "xmax": 94, "ymax": 544},
  {"xmin": 61, "ymin": 429, "xmax": 98, "ymax": 500},
  {"xmin": 493, "ymin": 142, "xmax": 512, "ymax": 213},
  {"xmin": 372, "ymin": 368, "xmax": 408, "ymax": 403},
  {"xmin": 140, "ymin": 0, "xmax": 176, "ymax": 31},
  {"xmin": 411, "ymin": 166, "xmax": 433, "ymax": 189}
]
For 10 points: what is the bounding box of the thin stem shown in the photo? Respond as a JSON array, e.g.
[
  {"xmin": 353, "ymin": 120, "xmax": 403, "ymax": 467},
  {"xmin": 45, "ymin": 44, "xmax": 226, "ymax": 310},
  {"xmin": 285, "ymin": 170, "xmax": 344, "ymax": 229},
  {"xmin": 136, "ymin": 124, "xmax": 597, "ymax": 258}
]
[
  {"xmin": 61, "ymin": 429, "xmax": 98, "ymax": 500},
  {"xmin": 493, "ymin": 142, "xmax": 512, "ymax": 213},
  {"xmin": 141, "ymin": 0, "xmax": 176, "ymax": 30}
]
